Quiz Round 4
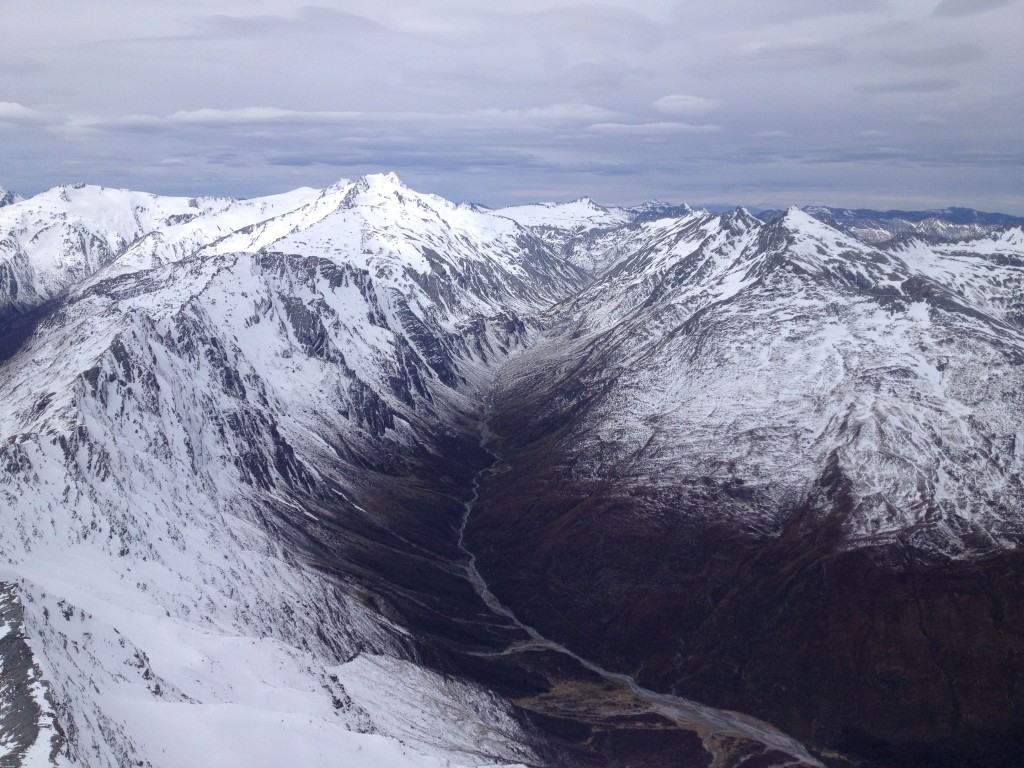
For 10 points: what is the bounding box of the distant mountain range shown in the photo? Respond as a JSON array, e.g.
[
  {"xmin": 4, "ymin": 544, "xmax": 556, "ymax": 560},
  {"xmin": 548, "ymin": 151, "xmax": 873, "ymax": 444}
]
[
  {"xmin": 1, "ymin": 176, "xmax": 1022, "ymax": 768},
  {"xmin": 760, "ymin": 204, "xmax": 1024, "ymax": 244}
]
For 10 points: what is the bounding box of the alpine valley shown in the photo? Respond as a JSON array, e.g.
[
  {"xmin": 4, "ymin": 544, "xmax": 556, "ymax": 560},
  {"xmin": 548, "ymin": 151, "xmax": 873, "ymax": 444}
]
[{"xmin": 0, "ymin": 174, "xmax": 1022, "ymax": 768}]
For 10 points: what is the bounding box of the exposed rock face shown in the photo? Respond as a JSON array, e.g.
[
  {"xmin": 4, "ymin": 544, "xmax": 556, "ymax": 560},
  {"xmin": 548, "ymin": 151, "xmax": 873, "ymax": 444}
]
[
  {"xmin": 0, "ymin": 584, "xmax": 65, "ymax": 765},
  {"xmin": 0, "ymin": 187, "xmax": 20, "ymax": 208}
]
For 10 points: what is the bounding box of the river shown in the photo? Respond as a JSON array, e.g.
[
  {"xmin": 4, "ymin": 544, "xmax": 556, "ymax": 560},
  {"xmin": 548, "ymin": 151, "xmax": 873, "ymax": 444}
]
[{"xmin": 455, "ymin": 399, "xmax": 824, "ymax": 768}]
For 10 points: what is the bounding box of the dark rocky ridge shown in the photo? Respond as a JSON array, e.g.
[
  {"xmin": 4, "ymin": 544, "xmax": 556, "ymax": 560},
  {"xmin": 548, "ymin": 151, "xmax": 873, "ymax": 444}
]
[{"xmin": 0, "ymin": 583, "xmax": 64, "ymax": 764}]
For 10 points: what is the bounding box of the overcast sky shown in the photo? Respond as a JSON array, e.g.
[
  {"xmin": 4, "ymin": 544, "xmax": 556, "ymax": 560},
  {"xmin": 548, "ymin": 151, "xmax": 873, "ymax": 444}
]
[{"xmin": 2, "ymin": 0, "xmax": 1022, "ymax": 212}]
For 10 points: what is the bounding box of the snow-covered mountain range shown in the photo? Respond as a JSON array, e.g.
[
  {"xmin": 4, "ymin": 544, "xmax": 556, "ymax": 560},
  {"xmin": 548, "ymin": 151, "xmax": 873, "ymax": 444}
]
[
  {"xmin": 761, "ymin": 204, "xmax": 1024, "ymax": 245},
  {"xmin": 1, "ymin": 175, "xmax": 1022, "ymax": 768}
]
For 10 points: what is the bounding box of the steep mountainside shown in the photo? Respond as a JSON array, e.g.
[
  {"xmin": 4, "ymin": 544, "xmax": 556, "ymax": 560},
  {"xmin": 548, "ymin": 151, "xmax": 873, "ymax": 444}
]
[
  {"xmin": 469, "ymin": 206, "xmax": 1024, "ymax": 766},
  {"xmin": 1, "ymin": 177, "xmax": 1022, "ymax": 768},
  {"xmin": 0, "ymin": 174, "xmax": 592, "ymax": 768}
]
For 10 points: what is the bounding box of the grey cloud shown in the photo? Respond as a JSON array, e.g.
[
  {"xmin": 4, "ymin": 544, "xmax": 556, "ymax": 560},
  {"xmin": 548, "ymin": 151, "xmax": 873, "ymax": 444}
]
[
  {"xmin": 80, "ymin": 104, "xmax": 623, "ymax": 138},
  {"xmin": 751, "ymin": 0, "xmax": 890, "ymax": 19},
  {"xmin": 653, "ymin": 95, "xmax": 720, "ymax": 116},
  {"xmin": 855, "ymin": 78, "xmax": 960, "ymax": 94},
  {"xmin": 550, "ymin": 59, "xmax": 636, "ymax": 89},
  {"xmin": 501, "ymin": 5, "xmax": 667, "ymax": 51},
  {"xmin": 884, "ymin": 44, "xmax": 984, "ymax": 67},
  {"xmin": 586, "ymin": 122, "xmax": 721, "ymax": 136},
  {"xmin": 0, "ymin": 102, "xmax": 59, "ymax": 126},
  {"xmin": 0, "ymin": 59, "xmax": 49, "ymax": 77},
  {"xmin": 1, "ymin": 0, "xmax": 1021, "ymax": 213},
  {"xmin": 187, "ymin": 6, "xmax": 389, "ymax": 41},
  {"xmin": 934, "ymin": 0, "xmax": 1018, "ymax": 16},
  {"xmin": 738, "ymin": 39, "xmax": 849, "ymax": 66}
]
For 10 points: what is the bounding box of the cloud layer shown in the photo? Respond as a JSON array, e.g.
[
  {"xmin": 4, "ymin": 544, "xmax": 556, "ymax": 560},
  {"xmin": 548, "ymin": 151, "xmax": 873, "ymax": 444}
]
[{"xmin": 1, "ymin": 0, "xmax": 1022, "ymax": 212}]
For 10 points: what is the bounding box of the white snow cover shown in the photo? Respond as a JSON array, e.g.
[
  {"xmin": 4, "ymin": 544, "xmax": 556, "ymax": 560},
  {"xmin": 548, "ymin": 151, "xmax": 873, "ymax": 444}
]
[
  {"xmin": 494, "ymin": 197, "xmax": 630, "ymax": 230},
  {"xmin": 0, "ymin": 174, "xmax": 584, "ymax": 767},
  {"xmin": 525, "ymin": 208, "xmax": 1024, "ymax": 551},
  {"xmin": 1, "ymin": 173, "xmax": 1022, "ymax": 766},
  {"xmin": 0, "ymin": 184, "xmax": 321, "ymax": 318}
]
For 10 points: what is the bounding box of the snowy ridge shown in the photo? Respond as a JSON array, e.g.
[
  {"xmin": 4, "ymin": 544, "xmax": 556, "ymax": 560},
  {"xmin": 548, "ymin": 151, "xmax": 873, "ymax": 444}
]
[
  {"xmin": 494, "ymin": 197, "xmax": 694, "ymax": 274},
  {"xmin": 510, "ymin": 206, "xmax": 1024, "ymax": 553},
  {"xmin": 0, "ymin": 184, "xmax": 321, "ymax": 321},
  {"xmin": 0, "ymin": 175, "xmax": 591, "ymax": 767},
  {"xmin": 494, "ymin": 197, "xmax": 630, "ymax": 231},
  {"xmin": 205, "ymin": 173, "xmax": 586, "ymax": 322},
  {"xmin": 791, "ymin": 205, "xmax": 1024, "ymax": 245}
]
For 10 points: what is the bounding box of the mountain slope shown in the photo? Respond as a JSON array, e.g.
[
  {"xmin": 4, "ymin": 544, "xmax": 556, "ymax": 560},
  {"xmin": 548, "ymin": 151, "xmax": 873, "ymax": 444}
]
[
  {"xmin": 0, "ymin": 184, "xmax": 321, "ymax": 322},
  {"xmin": 468, "ymin": 208, "xmax": 1024, "ymax": 766},
  {"xmin": 0, "ymin": 250, "xmax": 546, "ymax": 768},
  {"xmin": 0, "ymin": 175, "xmax": 597, "ymax": 767},
  {"xmin": 2, "ymin": 177, "xmax": 1023, "ymax": 768}
]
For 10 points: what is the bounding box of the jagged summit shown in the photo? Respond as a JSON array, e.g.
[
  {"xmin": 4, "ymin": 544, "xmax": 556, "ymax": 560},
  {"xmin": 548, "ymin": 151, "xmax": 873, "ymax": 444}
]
[
  {"xmin": 720, "ymin": 206, "xmax": 760, "ymax": 232},
  {"xmin": 347, "ymin": 170, "xmax": 409, "ymax": 194},
  {"xmin": 0, "ymin": 185, "xmax": 21, "ymax": 207}
]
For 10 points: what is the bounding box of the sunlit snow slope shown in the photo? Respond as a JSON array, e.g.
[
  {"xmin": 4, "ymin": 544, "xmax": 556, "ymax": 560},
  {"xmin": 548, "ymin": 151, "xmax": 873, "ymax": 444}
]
[{"xmin": 0, "ymin": 174, "xmax": 592, "ymax": 768}]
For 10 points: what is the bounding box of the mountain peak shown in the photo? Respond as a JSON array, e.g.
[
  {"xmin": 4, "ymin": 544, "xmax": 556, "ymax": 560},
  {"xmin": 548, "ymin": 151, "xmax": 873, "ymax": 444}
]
[
  {"xmin": 0, "ymin": 186, "xmax": 21, "ymax": 207},
  {"xmin": 626, "ymin": 200, "xmax": 693, "ymax": 223},
  {"xmin": 779, "ymin": 204, "xmax": 825, "ymax": 230},
  {"xmin": 361, "ymin": 171, "xmax": 408, "ymax": 191},
  {"xmin": 720, "ymin": 206, "xmax": 760, "ymax": 233},
  {"xmin": 338, "ymin": 172, "xmax": 418, "ymax": 205},
  {"xmin": 322, "ymin": 176, "xmax": 353, "ymax": 192}
]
